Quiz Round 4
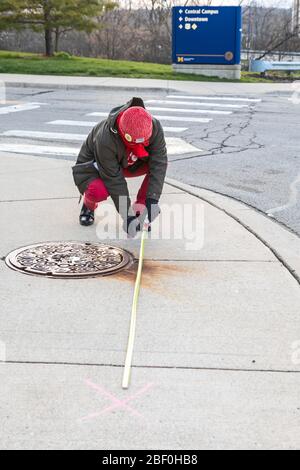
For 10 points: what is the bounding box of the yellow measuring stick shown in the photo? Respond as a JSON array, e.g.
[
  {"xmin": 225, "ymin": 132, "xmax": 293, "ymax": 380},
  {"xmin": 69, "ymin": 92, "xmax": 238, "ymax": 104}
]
[{"xmin": 122, "ymin": 224, "xmax": 148, "ymax": 389}]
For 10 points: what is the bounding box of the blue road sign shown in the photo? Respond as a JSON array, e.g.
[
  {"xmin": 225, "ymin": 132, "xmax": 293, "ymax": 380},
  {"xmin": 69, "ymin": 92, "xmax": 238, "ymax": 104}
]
[{"xmin": 172, "ymin": 6, "xmax": 242, "ymax": 66}]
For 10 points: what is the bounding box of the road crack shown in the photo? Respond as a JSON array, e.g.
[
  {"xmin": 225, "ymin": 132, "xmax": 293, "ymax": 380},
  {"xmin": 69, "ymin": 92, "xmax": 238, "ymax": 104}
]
[{"xmin": 173, "ymin": 106, "xmax": 264, "ymax": 163}]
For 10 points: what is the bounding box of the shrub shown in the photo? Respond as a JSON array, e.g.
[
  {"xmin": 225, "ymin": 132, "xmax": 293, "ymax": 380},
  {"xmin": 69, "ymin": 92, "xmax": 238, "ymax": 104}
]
[{"xmin": 54, "ymin": 51, "xmax": 72, "ymax": 59}]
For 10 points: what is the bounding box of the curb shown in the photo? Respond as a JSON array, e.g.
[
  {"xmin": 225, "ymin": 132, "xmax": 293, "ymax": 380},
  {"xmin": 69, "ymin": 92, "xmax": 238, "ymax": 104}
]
[
  {"xmin": 2, "ymin": 80, "xmax": 176, "ymax": 94},
  {"xmin": 166, "ymin": 177, "xmax": 300, "ymax": 285},
  {"xmin": 1, "ymin": 74, "xmax": 296, "ymax": 95}
]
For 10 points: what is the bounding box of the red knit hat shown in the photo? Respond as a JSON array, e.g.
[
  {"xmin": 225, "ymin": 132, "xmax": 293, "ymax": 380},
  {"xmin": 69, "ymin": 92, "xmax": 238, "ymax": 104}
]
[{"xmin": 118, "ymin": 106, "xmax": 153, "ymax": 144}]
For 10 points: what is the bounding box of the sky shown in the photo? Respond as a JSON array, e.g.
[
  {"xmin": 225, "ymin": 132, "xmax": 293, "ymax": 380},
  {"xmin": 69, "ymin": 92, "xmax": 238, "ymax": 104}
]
[
  {"xmin": 122, "ymin": 1, "xmax": 294, "ymax": 11},
  {"xmin": 184, "ymin": 1, "xmax": 293, "ymax": 7},
  {"xmin": 228, "ymin": 0, "xmax": 291, "ymax": 5},
  {"xmin": 127, "ymin": 1, "xmax": 294, "ymax": 9}
]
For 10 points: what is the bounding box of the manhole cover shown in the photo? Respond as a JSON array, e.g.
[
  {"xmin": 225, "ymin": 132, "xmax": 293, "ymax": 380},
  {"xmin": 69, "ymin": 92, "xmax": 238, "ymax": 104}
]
[{"xmin": 5, "ymin": 242, "xmax": 133, "ymax": 278}]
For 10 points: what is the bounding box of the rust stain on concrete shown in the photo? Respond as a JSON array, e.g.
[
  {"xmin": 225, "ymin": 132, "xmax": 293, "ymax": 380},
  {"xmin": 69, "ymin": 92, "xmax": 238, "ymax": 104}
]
[{"xmin": 110, "ymin": 260, "xmax": 194, "ymax": 296}]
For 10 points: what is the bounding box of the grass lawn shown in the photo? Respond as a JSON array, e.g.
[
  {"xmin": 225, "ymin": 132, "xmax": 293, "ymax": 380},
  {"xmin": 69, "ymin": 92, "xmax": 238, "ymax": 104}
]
[{"xmin": 0, "ymin": 50, "xmax": 299, "ymax": 83}]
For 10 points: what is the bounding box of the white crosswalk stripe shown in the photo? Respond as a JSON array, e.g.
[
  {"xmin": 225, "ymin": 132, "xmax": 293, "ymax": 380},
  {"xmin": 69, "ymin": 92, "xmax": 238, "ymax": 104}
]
[
  {"xmin": 0, "ymin": 102, "xmax": 46, "ymax": 115},
  {"xmin": 0, "ymin": 137, "xmax": 201, "ymax": 157},
  {"xmin": 147, "ymin": 106, "xmax": 232, "ymax": 115},
  {"xmin": 50, "ymin": 119, "xmax": 97, "ymax": 127},
  {"xmin": 46, "ymin": 121, "xmax": 188, "ymax": 133},
  {"xmin": 2, "ymin": 130, "xmax": 87, "ymax": 141},
  {"xmin": 145, "ymin": 99, "xmax": 248, "ymax": 109},
  {"xmin": 167, "ymin": 95, "xmax": 262, "ymax": 103},
  {"xmin": 148, "ymin": 115, "xmax": 212, "ymax": 123},
  {"xmin": 165, "ymin": 138, "xmax": 201, "ymax": 155},
  {"xmin": 0, "ymin": 143, "xmax": 78, "ymax": 156},
  {"xmin": 86, "ymin": 112, "xmax": 212, "ymax": 123}
]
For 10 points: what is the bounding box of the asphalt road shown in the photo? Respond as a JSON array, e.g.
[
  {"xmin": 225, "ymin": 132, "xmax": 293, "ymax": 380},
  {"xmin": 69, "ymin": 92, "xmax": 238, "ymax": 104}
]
[{"xmin": 0, "ymin": 85, "xmax": 299, "ymax": 234}]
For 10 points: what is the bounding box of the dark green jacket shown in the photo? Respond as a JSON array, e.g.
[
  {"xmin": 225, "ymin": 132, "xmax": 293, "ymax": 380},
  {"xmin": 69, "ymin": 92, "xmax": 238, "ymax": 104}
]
[{"xmin": 72, "ymin": 97, "xmax": 168, "ymax": 218}]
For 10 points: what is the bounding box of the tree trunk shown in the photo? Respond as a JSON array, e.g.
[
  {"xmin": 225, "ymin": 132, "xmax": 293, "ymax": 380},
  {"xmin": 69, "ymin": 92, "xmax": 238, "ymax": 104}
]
[
  {"xmin": 45, "ymin": 28, "xmax": 53, "ymax": 56},
  {"xmin": 44, "ymin": 0, "xmax": 53, "ymax": 56},
  {"xmin": 55, "ymin": 27, "xmax": 60, "ymax": 53}
]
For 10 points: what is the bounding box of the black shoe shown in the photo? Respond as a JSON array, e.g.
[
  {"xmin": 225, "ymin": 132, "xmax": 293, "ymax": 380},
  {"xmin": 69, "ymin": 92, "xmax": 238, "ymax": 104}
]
[{"xmin": 79, "ymin": 204, "xmax": 95, "ymax": 226}]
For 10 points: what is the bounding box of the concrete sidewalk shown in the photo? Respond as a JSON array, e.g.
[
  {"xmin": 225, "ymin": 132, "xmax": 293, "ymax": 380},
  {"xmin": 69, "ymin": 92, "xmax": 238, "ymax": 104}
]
[
  {"xmin": 0, "ymin": 73, "xmax": 295, "ymax": 94},
  {"xmin": 0, "ymin": 151, "xmax": 300, "ymax": 450}
]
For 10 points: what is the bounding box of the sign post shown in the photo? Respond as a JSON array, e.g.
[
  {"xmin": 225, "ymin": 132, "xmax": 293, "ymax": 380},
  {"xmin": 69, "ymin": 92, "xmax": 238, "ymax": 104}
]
[{"xmin": 172, "ymin": 6, "xmax": 242, "ymax": 80}]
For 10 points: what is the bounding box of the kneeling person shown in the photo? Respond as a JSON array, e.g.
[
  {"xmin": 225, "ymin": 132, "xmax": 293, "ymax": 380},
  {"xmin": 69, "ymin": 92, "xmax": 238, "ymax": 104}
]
[{"xmin": 72, "ymin": 97, "xmax": 168, "ymax": 237}]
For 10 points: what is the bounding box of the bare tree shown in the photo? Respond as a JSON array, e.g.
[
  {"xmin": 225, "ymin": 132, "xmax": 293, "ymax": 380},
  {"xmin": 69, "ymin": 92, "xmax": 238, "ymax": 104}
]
[{"xmin": 1, "ymin": 1, "xmax": 299, "ymax": 63}]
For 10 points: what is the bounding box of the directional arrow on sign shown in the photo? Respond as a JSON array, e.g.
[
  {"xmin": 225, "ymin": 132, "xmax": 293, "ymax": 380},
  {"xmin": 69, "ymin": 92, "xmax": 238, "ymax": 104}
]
[
  {"xmin": 179, "ymin": 17, "xmax": 183, "ymax": 21},
  {"xmin": 179, "ymin": 24, "xmax": 183, "ymax": 29}
]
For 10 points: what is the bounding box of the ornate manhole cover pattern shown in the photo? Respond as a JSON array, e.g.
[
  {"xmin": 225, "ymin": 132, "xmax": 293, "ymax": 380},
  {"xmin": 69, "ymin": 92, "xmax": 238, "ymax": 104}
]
[{"xmin": 5, "ymin": 242, "xmax": 133, "ymax": 278}]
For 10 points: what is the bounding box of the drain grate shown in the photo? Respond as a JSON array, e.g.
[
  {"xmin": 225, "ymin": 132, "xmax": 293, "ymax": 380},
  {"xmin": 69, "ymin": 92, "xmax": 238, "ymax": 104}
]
[{"xmin": 5, "ymin": 242, "xmax": 133, "ymax": 278}]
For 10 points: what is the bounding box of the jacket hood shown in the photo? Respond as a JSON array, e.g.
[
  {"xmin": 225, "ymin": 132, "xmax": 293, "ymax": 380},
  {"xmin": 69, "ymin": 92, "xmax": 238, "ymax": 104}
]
[{"xmin": 107, "ymin": 97, "xmax": 146, "ymax": 132}]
